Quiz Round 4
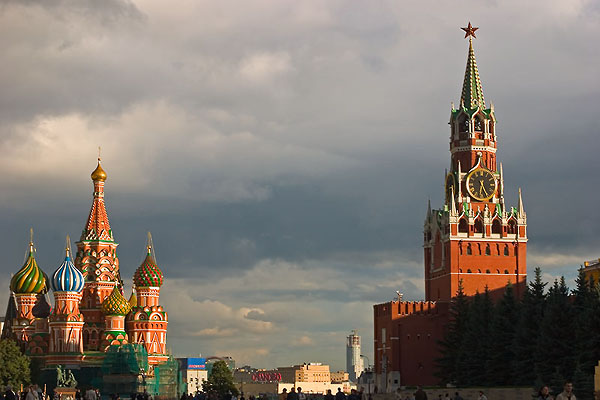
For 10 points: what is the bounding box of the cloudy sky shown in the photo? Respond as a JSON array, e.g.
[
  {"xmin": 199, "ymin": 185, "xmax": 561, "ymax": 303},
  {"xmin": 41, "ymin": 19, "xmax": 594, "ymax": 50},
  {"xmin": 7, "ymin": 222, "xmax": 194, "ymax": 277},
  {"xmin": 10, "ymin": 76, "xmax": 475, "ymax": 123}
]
[{"xmin": 0, "ymin": 0, "xmax": 598, "ymax": 370}]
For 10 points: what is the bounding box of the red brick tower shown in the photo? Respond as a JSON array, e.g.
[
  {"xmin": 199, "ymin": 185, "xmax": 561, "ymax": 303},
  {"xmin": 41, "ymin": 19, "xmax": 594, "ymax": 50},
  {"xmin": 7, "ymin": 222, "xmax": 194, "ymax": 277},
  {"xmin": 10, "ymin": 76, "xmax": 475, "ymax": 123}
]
[
  {"xmin": 373, "ymin": 23, "xmax": 529, "ymax": 389},
  {"xmin": 423, "ymin": 24, "xmax": 527, "ymax": 301},
  {"xmin": 75, "ymin": 157, "xmax": 122, "ymax": 351},
  {"xmin": 127, "ymin": 235, "xmax": 168, "ymax": 365}
]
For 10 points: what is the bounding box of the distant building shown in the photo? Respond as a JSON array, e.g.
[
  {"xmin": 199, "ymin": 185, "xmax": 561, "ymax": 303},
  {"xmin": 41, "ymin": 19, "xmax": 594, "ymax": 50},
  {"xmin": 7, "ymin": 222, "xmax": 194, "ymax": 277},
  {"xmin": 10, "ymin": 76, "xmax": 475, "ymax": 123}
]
[
  {"xmin": 178, "ymin": 357, "xmax": 208, "ymax": 394},
  {"xmin": 330, "ymin": 371, "xmax": 349, "ymax": 384},
  {"xmin": 346, "ymin": 330, "xmax": 363, "ymax": 382},
  {"xmin": 234, "ymin": 363, "xmax": 353, "ymax": 396},
  {"xmin": 583, "ymin": 259, "xmax": 600, "ymax": 283}
]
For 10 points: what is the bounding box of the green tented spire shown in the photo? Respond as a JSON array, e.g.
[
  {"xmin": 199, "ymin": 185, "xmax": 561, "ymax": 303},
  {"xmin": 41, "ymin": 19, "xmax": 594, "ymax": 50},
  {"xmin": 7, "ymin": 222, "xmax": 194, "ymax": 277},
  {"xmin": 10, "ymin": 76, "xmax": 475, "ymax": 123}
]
[{"xmin": 460, "ymin": 38, "xmax": 485, "ymax": 110}]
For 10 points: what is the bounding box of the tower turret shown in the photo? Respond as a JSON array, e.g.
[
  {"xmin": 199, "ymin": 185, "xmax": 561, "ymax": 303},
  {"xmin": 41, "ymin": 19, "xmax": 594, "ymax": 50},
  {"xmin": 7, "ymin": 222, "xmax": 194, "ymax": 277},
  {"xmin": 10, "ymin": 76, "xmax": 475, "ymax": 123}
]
[
  {"xmin": 48, "ymin": 237, "xmax": 85, "ymax": 363},
  {"xmin": 75, "ymin": 156, "xmax": 121, "ymax": 351},
  {"xmin": 424, "ymin": 23, "xmax": 527, "ymax": 301},
  {"xmin": 10, "ymin": 233, "xmax": 47, "ymax": 343},
  {"xmin": 127, "ymin": 233, "xmax": 168, "ymax": 364}
]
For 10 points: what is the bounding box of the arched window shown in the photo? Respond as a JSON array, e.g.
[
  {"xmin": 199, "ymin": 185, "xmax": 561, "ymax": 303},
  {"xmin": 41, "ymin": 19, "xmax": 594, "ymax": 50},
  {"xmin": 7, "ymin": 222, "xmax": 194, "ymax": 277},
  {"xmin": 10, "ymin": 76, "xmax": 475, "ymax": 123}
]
[
  {"xmin": 496, "ymin": 269, "xmax": 500, "ymax": 274},
  {"xmin": 467, "ymin": 269, "xmax": 472, "ymax": 273},
  {"xmin": 467, "ymin": 244, "xmax": 472, "ymax": 255},
  {"xmin": 508, "ymin": 219, "xmax": 517, "ymax": 235},
  {"xmin": 474, "ymin": 117, "xmax": 483, "ymax": 132},
  {"xmin": 492, "ymin": 219, "xmax": 501, "ymax": 234},
  {"xmin": 504, "ymin": 245, "xmax": 509, "ymax": 256},
  {"xmin": 485, "ymin": 244, "xmax": 491, "ymax": 255},
  {"xmin": 458, "ymin": 115, "xmax": 469, "ymax": 134},
  {"xmin": 486, "ymin": 269, "xmax": 490, "ymax": 274},
  {"xmin": 474, "ymin": 218, "xmax": 484, "ymax": 234},
  {"xmin": 504, "ymin": 269, "xmax": 509, "ymax": 274},
  {"xmin": 459, "ymin": 218, "xmax": 468, "ymax": 233}
]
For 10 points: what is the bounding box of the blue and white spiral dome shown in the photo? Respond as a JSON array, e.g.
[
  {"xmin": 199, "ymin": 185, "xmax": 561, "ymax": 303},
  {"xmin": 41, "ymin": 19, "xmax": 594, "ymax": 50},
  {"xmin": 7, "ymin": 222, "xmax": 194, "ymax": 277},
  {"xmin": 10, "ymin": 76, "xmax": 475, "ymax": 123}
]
[{"xmin": 51, "ymin": 249, "xmax": 84, "ymax": 293}]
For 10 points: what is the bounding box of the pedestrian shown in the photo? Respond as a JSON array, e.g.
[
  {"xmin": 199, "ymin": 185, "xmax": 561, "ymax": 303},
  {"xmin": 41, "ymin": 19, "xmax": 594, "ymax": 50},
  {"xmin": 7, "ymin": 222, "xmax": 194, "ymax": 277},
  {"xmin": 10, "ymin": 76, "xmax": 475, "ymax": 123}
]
[
  {"xmin": 287, "ymin": 388, "xmax": 298, "ymax": 400},
  {"xmin": 335, "ymin": 388, "xmax": 346, "ymax": 400},
  {"xmin": 414, "ymin": 387, "xmax": 427, "ymax": 400},
  {"xmin": 279, "ymin": 389, "xmax": 287, "ymax": 400},
  {"xmin": 444, "ymin": 394, "xmax": 450, "ymax": 400},
  {"xmin": 537, "ymin": 386, "xmax": 551, "ymax": 400},
  {"xmin": 555, "ymin": 382, "xmax": 575, "ymax": 400},
  {"xmin": 85, "ymin": 388, "xmax": 97, "ymax": 400},
  {"xmin": 297, "ymin": 388, "xmax": 305, "ymax": 400},
  {"xmin": 477, "ymin": 391, "xmax": 487, "ymax": 400},
  {"xmin": 453, "ymin": 393, "xmax": 463, "ymax": 400},
  {"xmin": 5, "ymin": 386, "xmax": 17, "ymax": 400}
]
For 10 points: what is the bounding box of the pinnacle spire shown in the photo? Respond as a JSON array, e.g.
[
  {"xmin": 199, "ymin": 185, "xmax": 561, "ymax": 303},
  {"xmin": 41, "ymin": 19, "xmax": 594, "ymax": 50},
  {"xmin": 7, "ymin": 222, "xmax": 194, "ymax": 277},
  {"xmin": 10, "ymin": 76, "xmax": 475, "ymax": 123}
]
[
  {"xmin": 460, "ymin": 26, "xmax": 486, "ymax": 110},
  {"xmin": 518, "ymin": 188, "xmax": 526, "ymax": 217}
]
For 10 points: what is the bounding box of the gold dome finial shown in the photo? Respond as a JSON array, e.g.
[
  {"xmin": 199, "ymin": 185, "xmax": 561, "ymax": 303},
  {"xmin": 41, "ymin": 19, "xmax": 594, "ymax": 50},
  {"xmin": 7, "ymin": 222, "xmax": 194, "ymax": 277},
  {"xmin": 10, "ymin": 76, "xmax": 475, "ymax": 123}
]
[{"xmin": 91, "ymin": 147, "xmax": 107, "ymax": 182}]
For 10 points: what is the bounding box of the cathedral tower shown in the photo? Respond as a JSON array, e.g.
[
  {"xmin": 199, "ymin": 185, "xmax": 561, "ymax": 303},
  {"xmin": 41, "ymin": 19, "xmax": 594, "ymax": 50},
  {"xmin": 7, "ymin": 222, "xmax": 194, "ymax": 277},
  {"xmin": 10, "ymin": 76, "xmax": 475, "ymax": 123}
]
[
  {"xmin": 127, "ymin": 236, "xmax": 168, "ymax": 365},
  {"xmin": 10, "ymin": 237, "xmax": 47, "ymax": 343},
  {"xmin": 75, "ymin": 157, "xmax": 121, "ymax": 351},
  {"xmin": 423, "ymin": 23, "xmax": 527, "ymax": 301},
  {"xmin": 48, "ymin": 238, "xmax": 85, "ymax": 364}
]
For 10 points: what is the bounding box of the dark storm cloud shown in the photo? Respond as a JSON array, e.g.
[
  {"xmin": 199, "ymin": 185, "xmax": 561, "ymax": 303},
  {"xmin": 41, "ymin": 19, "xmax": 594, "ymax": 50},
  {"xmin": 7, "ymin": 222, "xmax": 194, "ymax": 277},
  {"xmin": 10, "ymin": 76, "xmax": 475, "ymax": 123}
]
[{"xmin": 0, "ymin": 0, "xmax": 598, "ymax": 369}]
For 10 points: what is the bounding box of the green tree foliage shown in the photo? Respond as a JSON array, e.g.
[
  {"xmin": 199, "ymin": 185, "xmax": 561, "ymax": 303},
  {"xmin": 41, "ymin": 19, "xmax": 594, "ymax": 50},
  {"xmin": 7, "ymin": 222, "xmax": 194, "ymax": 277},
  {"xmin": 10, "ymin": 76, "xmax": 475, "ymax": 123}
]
[
  {"xmin": 512, "ymin": 267, "xmax": 547, "ymax": 386},
  {"xmin": 202, "ymin": 361, "xmax": 239, "ymax": 399},
  {"xmin": 536, "ymin": 278, "xmax": 575, "ymax": 384},
  {"xmin": 436, "ymin": 268, "xmax": 600, "ymax": 392},
  {"xmin": 486, "ymin": 283, "xmax": 519, "ymax": 385},
  {"xmin": 0, "ymin": 339, "xmax": 31, "ymax": 388},
  {"xmin": 458, "ymin": 288, "xmax": 493, "ymax": 386},
  {"xmin": 436, "ymin": 280, "xmax": 470, "ymax": 385}
]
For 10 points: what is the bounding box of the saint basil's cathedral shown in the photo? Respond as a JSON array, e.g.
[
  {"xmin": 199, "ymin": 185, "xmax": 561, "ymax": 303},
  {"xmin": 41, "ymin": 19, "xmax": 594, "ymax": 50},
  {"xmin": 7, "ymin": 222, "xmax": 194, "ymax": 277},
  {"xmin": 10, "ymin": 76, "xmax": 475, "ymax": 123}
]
[{"xmin": 1, "ymin": 158, "xmax": 175, "ymax": 395}]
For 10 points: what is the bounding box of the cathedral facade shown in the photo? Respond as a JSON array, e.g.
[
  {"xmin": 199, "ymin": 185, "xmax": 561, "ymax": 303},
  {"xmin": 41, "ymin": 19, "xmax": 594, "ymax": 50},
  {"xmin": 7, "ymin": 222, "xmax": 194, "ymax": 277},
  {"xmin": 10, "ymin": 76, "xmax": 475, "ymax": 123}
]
[
  {"xmin": 373, "ymin": 24, "xmax": 528, "ymax": 388},
  {"xmin": 2, "ymin": 158, "xmax": 170, "ymax": 386}
]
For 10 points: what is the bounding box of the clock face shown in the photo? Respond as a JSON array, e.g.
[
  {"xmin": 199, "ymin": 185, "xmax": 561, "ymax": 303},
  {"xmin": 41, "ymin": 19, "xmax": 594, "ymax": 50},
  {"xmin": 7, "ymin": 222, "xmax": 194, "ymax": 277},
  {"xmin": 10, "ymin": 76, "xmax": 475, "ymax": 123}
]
[
  {"xmin": 445, "ymin": 173, "xmax": 456, "ymax": 204},
  {"xmin": 467, "ymin": 168, "xmax": 497, "ymax": 201}
]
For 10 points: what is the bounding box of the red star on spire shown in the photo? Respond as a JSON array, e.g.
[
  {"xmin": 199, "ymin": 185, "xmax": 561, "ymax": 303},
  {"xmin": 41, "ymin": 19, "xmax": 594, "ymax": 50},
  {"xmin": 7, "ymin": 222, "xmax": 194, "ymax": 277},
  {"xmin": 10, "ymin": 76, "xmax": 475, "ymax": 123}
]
[{"xmin": 461, "ymin": 22, "xmax": 479, "ymax": 39}]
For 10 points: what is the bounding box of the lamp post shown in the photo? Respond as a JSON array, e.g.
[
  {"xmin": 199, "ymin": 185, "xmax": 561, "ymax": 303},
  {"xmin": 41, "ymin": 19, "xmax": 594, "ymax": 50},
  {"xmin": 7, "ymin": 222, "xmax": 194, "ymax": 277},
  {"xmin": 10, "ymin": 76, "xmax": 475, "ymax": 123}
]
[{"xmin": 360, "ymin": 355, "xmax": 371, "ymax": 395}]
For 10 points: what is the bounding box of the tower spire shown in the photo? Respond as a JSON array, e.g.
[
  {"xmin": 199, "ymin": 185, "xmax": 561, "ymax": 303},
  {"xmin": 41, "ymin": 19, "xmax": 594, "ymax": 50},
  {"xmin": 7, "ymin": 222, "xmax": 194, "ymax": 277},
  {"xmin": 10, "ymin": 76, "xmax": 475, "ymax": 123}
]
[
  {"xmin": 518, "ymin": 188, "xmax": 526, "ymax": 217},
  {"xmin": 460, "ymin": 22, "xmax": 485, "ymax": 110}
]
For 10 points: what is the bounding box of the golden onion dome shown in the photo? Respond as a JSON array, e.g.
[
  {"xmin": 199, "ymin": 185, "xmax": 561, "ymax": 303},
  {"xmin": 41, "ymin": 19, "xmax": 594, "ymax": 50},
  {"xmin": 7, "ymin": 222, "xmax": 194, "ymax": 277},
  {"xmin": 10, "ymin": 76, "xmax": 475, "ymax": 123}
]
[
  {"xmin": 91, "ymin": 158, "xmax": 107, "ymax": 182},
  {"xmin": 101, "ymin": 287, "xmax": 132, "ymax": 316}
]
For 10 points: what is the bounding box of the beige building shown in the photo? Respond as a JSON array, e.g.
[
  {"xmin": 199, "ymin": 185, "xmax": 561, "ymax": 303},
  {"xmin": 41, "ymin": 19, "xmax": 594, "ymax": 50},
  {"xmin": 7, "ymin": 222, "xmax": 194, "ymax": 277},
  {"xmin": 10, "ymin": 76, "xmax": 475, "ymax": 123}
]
[
  {"xmin": 331, "ymin": 371, "xmax": 349, "ymax": 384},
  {"xmin": 234, "ymin": 363, "xmax": 353, "ymax": 395}
]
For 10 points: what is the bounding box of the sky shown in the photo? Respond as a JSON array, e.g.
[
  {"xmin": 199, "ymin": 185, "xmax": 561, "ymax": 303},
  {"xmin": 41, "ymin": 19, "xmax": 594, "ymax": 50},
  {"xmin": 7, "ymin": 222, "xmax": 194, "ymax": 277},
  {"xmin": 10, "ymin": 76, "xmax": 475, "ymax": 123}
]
[{"xmin": 0, "ymin": 0, "xmax": 599, "ymax": 371}]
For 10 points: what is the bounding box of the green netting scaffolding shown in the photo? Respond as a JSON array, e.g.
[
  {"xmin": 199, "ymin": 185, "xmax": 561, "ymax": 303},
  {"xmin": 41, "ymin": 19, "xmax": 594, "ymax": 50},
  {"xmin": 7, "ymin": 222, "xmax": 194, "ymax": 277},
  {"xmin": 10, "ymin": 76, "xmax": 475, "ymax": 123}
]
[{"xmin": 101, "ymin": 344, "xmax": 184, "ymax": 399}]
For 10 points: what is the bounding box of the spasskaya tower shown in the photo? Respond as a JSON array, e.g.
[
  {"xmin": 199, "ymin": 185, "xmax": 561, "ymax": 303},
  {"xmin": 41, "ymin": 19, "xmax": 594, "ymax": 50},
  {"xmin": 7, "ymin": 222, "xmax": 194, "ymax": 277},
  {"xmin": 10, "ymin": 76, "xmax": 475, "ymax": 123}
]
[{"xmin": 423, "ymin": 22, "xmax": 527, "ymax": 301}]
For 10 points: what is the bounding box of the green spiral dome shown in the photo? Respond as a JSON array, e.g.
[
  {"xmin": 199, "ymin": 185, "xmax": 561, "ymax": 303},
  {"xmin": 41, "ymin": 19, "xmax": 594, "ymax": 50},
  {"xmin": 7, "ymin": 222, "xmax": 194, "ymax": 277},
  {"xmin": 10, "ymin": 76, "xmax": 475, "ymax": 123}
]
[
  {"xmin": 133, "ymin": 248, "xmax": 164, "ymax": 288},
  {"xmin": 10, "ymin": 245, "xmax": 46, "ymax": 294},
  {"xmin": 101, "ymin": 287, "xmax": 132, "ymax": 316}
]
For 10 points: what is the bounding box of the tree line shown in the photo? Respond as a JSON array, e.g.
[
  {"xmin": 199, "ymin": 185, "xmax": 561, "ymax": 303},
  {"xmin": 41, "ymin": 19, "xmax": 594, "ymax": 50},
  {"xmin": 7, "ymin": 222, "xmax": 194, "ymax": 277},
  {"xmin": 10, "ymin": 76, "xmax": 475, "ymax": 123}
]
[{"xmin": 436, "ymin": 267, "xmax": 600, "ymax": 399}]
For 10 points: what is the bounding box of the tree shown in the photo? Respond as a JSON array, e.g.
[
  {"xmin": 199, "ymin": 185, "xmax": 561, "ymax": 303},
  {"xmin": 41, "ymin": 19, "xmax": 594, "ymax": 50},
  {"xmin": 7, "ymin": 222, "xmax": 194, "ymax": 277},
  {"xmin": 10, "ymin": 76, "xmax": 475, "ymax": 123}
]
[
  {"xmin": 571, "ymin": 270, "xmax": 600, "ymax": 399},
  {"xmin": 512, "ymin": 267, "xmax": 547, "ymax": 385},
  {"xmin": 536, "ymin": 278, "xmax": 575, "ymax": 384},
  {"xmin": 436, "ymin": 280, "xmax": 470, "ymax": 385},
  {"xmin": 0, "ymin": 339, "xmax": 31, "ymax": 388},
  {"xmin": 202, "ymin": 361, "xmax": 238, "ymax": 399},
  {"xmin": 455, "ymin": 288, "xmax": 493, "ymax": 386},
  {"xmin": 486, "ymin": 283, "xmax": 519, "ymax": 385}
]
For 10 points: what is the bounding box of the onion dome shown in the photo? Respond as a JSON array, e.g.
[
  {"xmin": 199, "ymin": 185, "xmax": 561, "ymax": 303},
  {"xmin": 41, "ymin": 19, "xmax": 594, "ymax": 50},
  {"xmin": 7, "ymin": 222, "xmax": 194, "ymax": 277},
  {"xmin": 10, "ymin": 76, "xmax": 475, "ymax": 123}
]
[
  {"xmin": 32, "ymin": 295, "xmax": 51, "ymax": 318},
  {"xmin": 128, "ymin": 289, "xmax": 137, "ymax": 308},
  {"xmin": 101, "ymin": 287, "xmax": 132, "ymax": 316},
  {"xmin": 133, "ymin": 246, "xmax": 164, "ymax": 288},
  {"xmin": 51, "ymin": 244, "xmax": 84, "ymax": 293},
  {"xmin": 10, "ymin": 242, "xmax": 47, "ymax": 294},
  {"xmin": 91, "ymin": 158, "xmax": 107, "ymax": 182}
]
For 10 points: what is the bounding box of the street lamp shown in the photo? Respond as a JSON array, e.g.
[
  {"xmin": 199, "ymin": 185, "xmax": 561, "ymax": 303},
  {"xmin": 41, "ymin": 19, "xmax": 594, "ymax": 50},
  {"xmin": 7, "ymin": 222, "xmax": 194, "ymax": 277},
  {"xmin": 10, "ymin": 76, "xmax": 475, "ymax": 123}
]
[{"xmin": 360, "ymin": 355, "xmax": 371, "ymax": 395}]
